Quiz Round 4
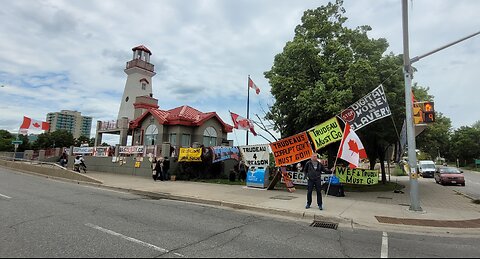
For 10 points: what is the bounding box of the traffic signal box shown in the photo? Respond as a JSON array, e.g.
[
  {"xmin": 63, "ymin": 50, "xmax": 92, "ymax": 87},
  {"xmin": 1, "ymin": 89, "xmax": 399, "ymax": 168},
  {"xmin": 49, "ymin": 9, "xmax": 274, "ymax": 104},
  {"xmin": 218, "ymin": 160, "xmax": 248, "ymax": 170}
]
[{"xmin": 413, "ymin": 101, "xmax": 435, "ymax": 124}]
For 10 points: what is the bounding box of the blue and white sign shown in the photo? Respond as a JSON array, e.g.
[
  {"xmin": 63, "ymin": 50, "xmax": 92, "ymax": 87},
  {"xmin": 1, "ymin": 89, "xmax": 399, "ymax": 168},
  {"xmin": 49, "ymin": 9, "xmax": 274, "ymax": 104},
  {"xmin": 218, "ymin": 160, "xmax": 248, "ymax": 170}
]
[{"xmin": 246, "ymin": 167, "xmax": 268, "ymax": 188}]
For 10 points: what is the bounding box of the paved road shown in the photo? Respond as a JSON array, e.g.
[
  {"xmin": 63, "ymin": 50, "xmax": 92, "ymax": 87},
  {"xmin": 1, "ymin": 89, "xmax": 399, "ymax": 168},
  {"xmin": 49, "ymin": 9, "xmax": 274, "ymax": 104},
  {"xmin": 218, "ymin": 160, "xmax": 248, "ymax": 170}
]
[
  {"xmin": 451, "ymin": 169, "xmax": 480, "ymax": 200},
  {"xmin": 1, "ymin": 167, "xmax": 480, "ymax": 258}
]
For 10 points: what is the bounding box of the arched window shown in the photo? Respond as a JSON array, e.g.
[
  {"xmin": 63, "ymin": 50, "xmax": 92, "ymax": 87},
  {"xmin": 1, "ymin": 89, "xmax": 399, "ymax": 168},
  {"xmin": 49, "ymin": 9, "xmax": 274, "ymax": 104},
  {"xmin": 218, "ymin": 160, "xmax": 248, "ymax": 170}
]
[
  {"xmin": 203, "ymin": 127, "xmax": 217, "ymax": 147},
  {"xmin": 145, "ymin": 124, "xmax": 158, "ymax": 145}
]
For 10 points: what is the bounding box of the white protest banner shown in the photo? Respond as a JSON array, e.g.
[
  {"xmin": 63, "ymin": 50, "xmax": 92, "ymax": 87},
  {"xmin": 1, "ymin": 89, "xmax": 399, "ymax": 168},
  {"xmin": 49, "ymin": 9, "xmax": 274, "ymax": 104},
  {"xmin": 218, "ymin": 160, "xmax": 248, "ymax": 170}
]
[
  {"xmin": 73, "ymin": 147, "xmax": 94, "ymax": 154},
  {"xmin": 239, "ymin": 144, "xmax": 270, "ymax": 167},
  {"xmin": 340, "ymin": 84, "xmax": 391, "ymax": 131},
  {"xmin": 119, "ymin": 145, "xmax": 144, "ymax": 154},
  {"xmin": 280, "ymin": 170, "xmax": 332, "ymax": 186}
]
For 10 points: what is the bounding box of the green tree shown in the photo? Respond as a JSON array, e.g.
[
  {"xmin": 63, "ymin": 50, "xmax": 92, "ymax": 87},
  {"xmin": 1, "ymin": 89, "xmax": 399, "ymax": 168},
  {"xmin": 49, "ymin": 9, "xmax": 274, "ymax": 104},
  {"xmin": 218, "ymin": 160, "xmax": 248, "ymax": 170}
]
[
  {"xmin": 416, "ymin": 112, "xmax": 452, "ymax": 160},
  {"xmin": 32, "ymin": 130, "xmax": 74, "ymax": 149},
  {"xmin": 0, "ymin": 129, "xmax": 14, "ymax": 151},
  {"xmin": 449, "ymin": 126, "xmax": 480, "ymax": 166},
  {"xmin": 264, "ymin": 0, "xmax": 407, "ymax": 183}
]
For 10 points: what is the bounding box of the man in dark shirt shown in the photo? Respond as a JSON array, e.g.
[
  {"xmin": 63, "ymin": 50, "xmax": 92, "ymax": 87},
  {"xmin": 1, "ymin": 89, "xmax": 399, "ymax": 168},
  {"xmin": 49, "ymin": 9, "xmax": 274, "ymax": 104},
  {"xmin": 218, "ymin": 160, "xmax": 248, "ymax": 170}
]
[{"xmin": 303, "ymin": 154, "xmax": 331, "ymax": 210}]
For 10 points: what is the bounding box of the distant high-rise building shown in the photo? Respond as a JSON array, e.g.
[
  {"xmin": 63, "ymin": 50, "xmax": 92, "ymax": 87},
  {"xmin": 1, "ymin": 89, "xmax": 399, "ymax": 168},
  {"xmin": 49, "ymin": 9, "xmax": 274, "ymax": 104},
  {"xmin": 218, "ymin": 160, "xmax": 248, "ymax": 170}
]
[{"xmin": 46, "ymin": 110, "xmax": 92, "ymax": 139}]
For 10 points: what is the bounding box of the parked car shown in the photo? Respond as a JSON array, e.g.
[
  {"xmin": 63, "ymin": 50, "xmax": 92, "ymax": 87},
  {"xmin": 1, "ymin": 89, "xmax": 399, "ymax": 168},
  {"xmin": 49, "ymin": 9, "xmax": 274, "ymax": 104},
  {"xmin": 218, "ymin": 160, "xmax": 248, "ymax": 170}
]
[
  {"xmin": 434, "ymin": 167, "xmax": 465, "ymax": 186},
  {"xmin": 418, "ymin": 160, "xmax": 436, "ymax": 178}
]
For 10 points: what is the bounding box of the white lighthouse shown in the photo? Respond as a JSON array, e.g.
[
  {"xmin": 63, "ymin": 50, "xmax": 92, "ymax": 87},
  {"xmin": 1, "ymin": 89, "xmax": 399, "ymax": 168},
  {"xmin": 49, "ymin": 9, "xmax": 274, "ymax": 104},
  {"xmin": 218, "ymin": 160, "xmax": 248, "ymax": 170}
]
[{"xmin": 117, "ymin": 45, "xmax": 156, "ymax": 121}]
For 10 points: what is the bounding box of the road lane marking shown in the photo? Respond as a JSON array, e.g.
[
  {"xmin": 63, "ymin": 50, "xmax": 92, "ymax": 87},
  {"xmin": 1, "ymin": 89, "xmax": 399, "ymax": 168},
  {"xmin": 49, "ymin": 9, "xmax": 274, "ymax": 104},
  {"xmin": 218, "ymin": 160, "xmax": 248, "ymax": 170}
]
[
  {"xmin": 85, "ymin": 223, "xmax": 184, "ymax": 257},
  {"xmin": 0, "ymin": 193, "xmax": 12, "ymax": 199},
  {"xmin": 381, "ymin": 231, "xmax": 388, "ymax": 258}
]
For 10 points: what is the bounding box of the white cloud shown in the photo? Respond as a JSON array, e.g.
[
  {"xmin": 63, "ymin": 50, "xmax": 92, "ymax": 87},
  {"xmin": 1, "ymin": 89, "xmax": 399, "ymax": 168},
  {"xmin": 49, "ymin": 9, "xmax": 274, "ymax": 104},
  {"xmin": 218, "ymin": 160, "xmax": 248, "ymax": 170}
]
[{"xmin": 0, "ymin": 0, "xmax": 478, "ymax": 146}]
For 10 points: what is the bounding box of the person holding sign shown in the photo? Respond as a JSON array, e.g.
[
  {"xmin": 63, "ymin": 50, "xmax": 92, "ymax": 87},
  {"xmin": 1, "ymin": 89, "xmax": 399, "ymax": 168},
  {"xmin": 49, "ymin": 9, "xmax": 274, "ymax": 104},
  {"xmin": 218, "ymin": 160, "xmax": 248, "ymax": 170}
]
[{"xmin": 303, "ymin": 154, "xmax": 332, "ymax": 210}]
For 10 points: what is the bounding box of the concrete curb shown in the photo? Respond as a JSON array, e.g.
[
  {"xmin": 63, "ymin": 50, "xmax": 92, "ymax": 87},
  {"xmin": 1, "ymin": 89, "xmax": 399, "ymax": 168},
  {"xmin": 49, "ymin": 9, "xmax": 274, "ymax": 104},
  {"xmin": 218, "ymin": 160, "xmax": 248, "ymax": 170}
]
[{"xmin": 453, "ymin": 190, "xmax": 478, "ymax": 201}]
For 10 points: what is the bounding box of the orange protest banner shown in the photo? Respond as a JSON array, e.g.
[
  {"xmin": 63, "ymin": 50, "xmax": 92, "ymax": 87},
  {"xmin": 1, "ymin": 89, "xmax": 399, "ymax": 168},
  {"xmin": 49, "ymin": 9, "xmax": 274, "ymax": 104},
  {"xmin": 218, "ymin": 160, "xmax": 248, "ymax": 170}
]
[{"xmin": 270, "ymin": 132, "xmax": 313, "ymax": 167}]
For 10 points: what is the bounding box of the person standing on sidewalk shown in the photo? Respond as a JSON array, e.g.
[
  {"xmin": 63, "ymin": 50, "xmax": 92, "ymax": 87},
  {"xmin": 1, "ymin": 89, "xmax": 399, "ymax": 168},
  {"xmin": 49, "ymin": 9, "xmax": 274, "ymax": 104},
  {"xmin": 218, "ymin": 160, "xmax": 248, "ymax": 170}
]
[
  {"xmin": 303, "ymin": 153, "xmax": 332, "ymax": 210},
  {"xmin": 151, "ymin": 157, "xmax": 158, "ymax": 181},
  {"xmin": 156, "ymin": 157, "xmax": 165, "ymax": 181}
]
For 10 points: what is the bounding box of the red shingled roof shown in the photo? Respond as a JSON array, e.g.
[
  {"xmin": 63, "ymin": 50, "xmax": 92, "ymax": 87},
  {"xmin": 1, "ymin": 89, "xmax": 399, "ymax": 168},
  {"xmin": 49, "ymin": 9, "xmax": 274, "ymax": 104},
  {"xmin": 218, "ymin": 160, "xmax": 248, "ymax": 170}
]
[
  {"xmin": 129, "ymin": 105, "xmax": 233, "ymax": 133},
  {"xmin": 132, "ymin": 45, "xmax": 152, "ymax": 55}
]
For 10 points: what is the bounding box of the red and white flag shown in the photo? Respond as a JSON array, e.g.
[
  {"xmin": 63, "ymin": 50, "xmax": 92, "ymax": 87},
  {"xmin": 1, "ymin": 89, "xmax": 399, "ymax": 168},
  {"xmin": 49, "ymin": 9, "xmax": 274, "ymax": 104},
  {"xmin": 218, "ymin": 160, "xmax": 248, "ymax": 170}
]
[
  {"xmin": 248, "ymin": 77, "xmax": 260, "ymax": 95},
  {"xmin": 20, "ymin": 116, "xmax": 50, "ymax": 131},
  {"xmin": 230, "ymin": 112, "xmax": 257, "ymax": 136},
  {"xmin": 337, "ymin": 122, "xmax": 367, "ymax": 169}
]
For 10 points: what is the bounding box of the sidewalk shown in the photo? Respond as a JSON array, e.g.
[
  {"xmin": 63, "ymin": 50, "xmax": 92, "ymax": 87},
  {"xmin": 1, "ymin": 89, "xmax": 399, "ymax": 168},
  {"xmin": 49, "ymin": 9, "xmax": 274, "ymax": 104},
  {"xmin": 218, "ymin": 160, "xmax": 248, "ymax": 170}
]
[{"xmin": 83, "ymin": 171, "xmax": 480, "ymax": 235}]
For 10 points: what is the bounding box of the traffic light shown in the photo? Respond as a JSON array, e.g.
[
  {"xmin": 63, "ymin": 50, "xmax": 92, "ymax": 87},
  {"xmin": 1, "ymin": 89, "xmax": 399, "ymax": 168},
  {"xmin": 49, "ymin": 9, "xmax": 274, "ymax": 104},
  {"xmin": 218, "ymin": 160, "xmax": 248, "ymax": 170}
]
[
  {"xmin": 413, "ymin": 101, "xmax": 435, "ymax": 124},
  {"xmin": 423, "ymin": 101, "xmax": 435, "ymax": 123}
]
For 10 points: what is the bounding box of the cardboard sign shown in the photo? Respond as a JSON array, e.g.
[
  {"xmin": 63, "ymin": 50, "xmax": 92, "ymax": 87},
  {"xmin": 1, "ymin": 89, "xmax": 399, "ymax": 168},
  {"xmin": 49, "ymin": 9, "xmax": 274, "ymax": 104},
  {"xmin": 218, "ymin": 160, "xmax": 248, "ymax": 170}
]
[
  {"xmin": 340, "ymin": 85, "xmax": 392, "ymax": 131},
  {"xmin": 270, "ymin": 132, "xmax": 313, "ymax": 167},
  {"xmin": 307, "ymin": 117, "xmax": 343, "ymax": 151},
  {"xmin": 335, "ymin": 167, "xmax": 379, "ymax": 185},
  {"xmin": 239, "ymin": 144, "xmax": 270, "ymax": 167},
  {"xmin": 280, "ymin": 166, "xmax": 295, "ymax": 192},
  {"xmin": 178, "ymin": 148, "xmax": 202, "ymax": 162}
]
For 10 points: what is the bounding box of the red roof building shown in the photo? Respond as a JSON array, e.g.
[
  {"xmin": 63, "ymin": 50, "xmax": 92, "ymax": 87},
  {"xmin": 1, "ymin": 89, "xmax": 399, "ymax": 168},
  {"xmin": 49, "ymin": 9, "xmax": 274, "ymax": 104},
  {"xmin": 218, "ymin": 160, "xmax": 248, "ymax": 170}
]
[{"xmin": 129, "ymin": 96, "xmax": 233, "ymax": 147}]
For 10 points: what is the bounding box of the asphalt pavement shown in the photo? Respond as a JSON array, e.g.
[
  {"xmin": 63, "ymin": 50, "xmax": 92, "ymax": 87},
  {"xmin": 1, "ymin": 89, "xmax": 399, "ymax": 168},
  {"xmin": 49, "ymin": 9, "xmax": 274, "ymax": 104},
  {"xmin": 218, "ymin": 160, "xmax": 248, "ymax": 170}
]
[{"xmin": 2, "ymin": 167, "xmax": 480, "ymax": 258}]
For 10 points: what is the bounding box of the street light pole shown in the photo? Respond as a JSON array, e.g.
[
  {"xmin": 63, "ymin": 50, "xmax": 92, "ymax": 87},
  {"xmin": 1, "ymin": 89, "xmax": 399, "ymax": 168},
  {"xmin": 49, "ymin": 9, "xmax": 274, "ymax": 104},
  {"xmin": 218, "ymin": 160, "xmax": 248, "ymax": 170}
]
[{"xmin": 402, "ymin": 0, "xmax": 422, "ymax": 211}]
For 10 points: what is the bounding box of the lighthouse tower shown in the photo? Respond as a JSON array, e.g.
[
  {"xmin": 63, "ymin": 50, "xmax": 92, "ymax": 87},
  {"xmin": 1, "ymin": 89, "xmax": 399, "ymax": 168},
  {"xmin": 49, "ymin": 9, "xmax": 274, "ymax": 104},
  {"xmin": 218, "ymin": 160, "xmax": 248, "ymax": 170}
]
[{"xmin": 117, "ymin": 45, "xmax": 156, "ymax": 121}]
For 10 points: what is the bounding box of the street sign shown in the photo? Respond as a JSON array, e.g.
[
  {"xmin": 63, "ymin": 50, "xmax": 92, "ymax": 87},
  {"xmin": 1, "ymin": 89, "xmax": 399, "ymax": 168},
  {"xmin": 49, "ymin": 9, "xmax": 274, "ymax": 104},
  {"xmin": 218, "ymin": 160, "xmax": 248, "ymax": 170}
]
[{"xmin": 11, "ymin": 140, "xmax": 23, "ymax": 145}]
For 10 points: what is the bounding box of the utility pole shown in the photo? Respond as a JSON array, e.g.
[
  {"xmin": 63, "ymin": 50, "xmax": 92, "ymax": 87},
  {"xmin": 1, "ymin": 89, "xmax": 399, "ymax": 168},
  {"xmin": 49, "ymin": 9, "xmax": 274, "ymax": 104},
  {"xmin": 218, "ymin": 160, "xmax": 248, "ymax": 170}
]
[
  {"xmin": 402, "ymin": 0, "xmax": 479, "ymax": 211},
  {"xmin": 402, "ymin": 0, "xmax": 421, "ymax": 211}
]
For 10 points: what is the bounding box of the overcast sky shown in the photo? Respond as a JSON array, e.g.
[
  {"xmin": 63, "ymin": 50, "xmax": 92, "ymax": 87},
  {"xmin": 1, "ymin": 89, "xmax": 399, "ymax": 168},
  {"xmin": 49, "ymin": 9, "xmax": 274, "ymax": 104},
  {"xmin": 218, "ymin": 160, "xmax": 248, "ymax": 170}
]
[{"xmin": 0, "ymin": 0, "xmax": 478, "ymax": 146}]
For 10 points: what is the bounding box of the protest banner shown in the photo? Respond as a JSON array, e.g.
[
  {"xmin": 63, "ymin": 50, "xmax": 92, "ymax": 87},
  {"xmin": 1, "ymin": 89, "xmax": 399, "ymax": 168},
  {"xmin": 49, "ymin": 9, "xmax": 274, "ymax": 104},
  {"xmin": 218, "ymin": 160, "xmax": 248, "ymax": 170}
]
[
  {"xmin": 280, "ymin": 170, "xmax": 332, "ymax": 186},
  {"xmin": 119, "ymin": 145, "xmax": 144, "ymax": 154},
  {"xmin": 340, "ymin": 85, "xmax": 392, "ymax": 131},
  {"xmin": 94, "ymin": 146, "xmax": 109, "ymax": 157},
  {"xmin": 270, "ymin": 132, "xmax": 313, "ymax": 167},
  {"xmin": 178, "ymin": 148, "xmax": 202, "ymax": 162},
  {"xmin": 307, "ymin": 117, "xmax": 343, "ymax": 150},
  {"xmin": 212, "ymin": 146, "xmax": 240, "ymax": 163},
  {"xmin": 73, "ymin": 147, "xmax": 94, "ymax": 154},
  {"xmin": 335, "ymin": 167, "xmax": 379, "ymax": 185},
  {"xmin": 239, "ymin": 144, "xmax": 270, "ymax": 167}
]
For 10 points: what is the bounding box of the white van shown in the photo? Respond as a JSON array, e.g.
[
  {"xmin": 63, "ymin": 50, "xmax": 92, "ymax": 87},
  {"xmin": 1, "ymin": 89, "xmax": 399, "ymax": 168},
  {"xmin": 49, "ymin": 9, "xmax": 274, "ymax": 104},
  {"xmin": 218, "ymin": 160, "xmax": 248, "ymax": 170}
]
[{"xmin": 418, "ymin": 160, "xmax": 436, "ymax": 178}]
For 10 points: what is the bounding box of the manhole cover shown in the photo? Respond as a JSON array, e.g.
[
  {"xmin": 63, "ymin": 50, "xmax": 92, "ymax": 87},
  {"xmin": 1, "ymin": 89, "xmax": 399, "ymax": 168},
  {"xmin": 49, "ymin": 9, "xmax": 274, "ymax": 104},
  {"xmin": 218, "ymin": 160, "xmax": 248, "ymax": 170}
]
[
  {"xmin": 310, "ymin": 220, "xmax": 338, "ymax": 230},
  {"xmin": 270, "ymin": 195, "xmax": 297, "ymax": 200}
]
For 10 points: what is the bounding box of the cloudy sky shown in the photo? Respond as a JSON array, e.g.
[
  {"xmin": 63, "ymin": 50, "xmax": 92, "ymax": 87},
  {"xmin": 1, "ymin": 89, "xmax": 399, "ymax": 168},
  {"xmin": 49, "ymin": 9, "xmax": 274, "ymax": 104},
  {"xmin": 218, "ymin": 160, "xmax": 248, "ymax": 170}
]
[{"xmin": 0, "ymin": 0, "xmax": 478, "ymax": 146}]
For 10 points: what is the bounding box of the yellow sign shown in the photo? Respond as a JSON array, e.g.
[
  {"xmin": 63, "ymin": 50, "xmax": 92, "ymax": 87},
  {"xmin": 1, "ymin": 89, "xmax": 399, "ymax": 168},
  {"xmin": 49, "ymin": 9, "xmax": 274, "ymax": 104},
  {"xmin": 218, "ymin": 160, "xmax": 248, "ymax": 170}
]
[
  {"xmin": 307, "ymin": 117, "xmax": 343, "ymax": 150},
  {"xmin": 134, "ymin": 161, "xmax": 141, "ymax": 168},
  {"xmin": 178, "ymin": 148, "xmax": 202, "ymax": 162},
  {"xmin": 413, "ymin": 105, "xmax": 423, "ymax": 124},
  {"xmin": 335, "ymin": 167, "xmax": 379, "ymax": 185}
]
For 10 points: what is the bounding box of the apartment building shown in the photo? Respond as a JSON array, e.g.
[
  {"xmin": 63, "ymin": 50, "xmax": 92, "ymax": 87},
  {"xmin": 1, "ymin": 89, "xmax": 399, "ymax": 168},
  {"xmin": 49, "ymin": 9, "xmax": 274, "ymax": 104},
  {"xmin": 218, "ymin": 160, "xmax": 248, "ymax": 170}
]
[{"xmin": 46, "ymin": 110, "xmax": 92, "ymax": 139}]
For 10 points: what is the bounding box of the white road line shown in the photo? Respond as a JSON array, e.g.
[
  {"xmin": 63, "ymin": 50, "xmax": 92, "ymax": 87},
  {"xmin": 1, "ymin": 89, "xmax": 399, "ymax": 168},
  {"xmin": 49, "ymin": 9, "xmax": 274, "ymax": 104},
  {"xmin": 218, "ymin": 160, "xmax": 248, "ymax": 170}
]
[
  {"xmin": 85, "ymin": 223, "xmax": 184, "ymax": 257},
  {"xmin": 0, "ymin": 193, "xmax": 12, "ymax": 199},
  {"xmin": 381, "ymin": 231, "xmax": 388, "ymax": 258}
]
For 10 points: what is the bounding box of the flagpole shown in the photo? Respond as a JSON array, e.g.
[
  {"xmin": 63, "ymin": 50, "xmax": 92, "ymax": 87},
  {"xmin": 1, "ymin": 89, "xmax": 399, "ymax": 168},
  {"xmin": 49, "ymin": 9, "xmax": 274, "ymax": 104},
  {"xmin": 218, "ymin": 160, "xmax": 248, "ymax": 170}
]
[
  {"xmin": 246, "ymin": 75, "xmax": 250, "ymax": 145},
  {"xmin": 325, "ymin": 125, "xmax": 345, "ymax": 199}
]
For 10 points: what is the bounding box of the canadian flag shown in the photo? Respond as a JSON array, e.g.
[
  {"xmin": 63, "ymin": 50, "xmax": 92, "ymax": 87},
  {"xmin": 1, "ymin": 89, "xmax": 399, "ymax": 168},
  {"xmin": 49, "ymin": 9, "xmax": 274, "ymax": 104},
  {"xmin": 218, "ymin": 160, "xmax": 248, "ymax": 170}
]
[
  {"xmin": 20, "ymin": 116, "xmax": 50, "ymax": 131},
  {"xmin": 337, "ymin": 122, "xmax": 367, "ymax": 169},
  {"xmin": 230, "ymin": 112, "xmax": 257, "ymax": 136},
  {"xmin": 248, "ymin": 77, "xmax": 260, "ymax": 95}
]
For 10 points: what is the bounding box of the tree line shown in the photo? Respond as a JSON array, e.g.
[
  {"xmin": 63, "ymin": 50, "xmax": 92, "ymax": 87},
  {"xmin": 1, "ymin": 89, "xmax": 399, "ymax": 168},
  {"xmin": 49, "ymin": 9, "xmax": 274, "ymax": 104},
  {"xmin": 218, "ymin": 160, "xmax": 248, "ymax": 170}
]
[{"xmin": 0, "ymin": 129, "xmax": 109, "ymax": 152}]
